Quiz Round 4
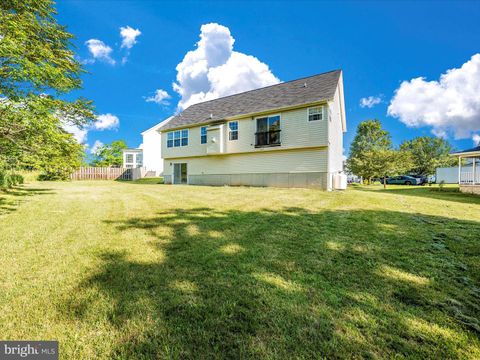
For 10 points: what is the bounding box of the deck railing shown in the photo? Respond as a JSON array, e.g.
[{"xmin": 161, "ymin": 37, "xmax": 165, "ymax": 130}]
[{"xmin": 460, "ymin": 171, "xmax": 480, "ymax": 185}]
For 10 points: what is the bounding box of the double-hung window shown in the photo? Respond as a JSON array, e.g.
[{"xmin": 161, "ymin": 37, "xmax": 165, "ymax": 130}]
[
  {"xmin": 200, "ymin": 126, "xmax": 207, "ymax": 144},
  {"xmin": 228, "ymin": 121, "xmax": 238, "ymax": 140},
  {"xmin": 167, "ymin": 129, "xmax": 189, "ymax": 148},
  {"xmin": 255, "ymin": 115, "xmax": 281, "ymax": 147},
  {"xmin": 181, "ymin": 129, "xmax": 188, "ymax": 146},
  {"xmin": 308, "ymin": 106, "xmax": 323, "ymax": 121},
  {"xmin": 167, "ymin": 132, "xmax": 174, "ymax": 148}
]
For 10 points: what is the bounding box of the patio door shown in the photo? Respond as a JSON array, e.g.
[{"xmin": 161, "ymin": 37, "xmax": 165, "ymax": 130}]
[{"xmin": 173, "ymin": 163, "xmax": 188, "ymax": 184}]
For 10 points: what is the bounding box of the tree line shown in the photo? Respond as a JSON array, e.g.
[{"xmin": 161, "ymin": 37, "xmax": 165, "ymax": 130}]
[{"xmin": 346, "ymin": 119, "xmax": 457, "ymax": 184}]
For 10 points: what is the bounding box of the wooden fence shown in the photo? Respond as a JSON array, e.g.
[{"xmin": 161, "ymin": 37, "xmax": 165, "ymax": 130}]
[{"xmin": 70, "ymin": 167, "xmax": 139, "ymax": 180}]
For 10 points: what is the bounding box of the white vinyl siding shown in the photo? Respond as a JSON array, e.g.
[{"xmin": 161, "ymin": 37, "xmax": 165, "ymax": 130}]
[
  {"xmin": 163, "ymin": 148, "xmax": 328, "ymax": 176},
  {"xmin": 162, "ymin": 106, "xmax": 328, "ymax": 159}
]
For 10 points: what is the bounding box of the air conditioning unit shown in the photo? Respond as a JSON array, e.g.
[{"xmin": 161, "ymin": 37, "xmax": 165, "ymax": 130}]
[{"xmin": 333, "ymin": 173, "xmax": 347, "ymax": 190}]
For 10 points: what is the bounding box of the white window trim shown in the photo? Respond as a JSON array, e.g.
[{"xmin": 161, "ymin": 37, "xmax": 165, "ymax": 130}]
[
  {"xmin": 254, "ymin": 114, "xmax": 282, "ymax": 147},
  {"xmin": 228, "ymin": 121, "xmax": 239, "ymax": 141},
  {"xmin": 254, "ymin": 114, "xmax": 282, "ymax": 130},
  {"xmin": 200, "ymin": 126, "xmax": 208, "ymax": 144},
  {"xmin": 167, "ymin": 129, "xmax": 189, "ymax": 148},
  {"xmin": 307, "ymin": 106, "xmax": 324, "ymax": 122}
]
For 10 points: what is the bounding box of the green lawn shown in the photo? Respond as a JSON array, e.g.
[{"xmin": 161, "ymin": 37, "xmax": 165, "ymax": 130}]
[{"xmin": 1, "ymin": 181, "xmax": 480, "ymax": 359}]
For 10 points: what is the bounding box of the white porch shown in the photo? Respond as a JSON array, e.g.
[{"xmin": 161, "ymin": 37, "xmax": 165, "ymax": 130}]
[{"xmin": 452, "ymin": 146, "xmax": 480, "ymax": 194}]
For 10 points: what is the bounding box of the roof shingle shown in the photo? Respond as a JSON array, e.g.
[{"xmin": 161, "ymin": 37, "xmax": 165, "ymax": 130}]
[{"xmin": 161, "ymin": 69, "xmax": 341, "ymax": 131}]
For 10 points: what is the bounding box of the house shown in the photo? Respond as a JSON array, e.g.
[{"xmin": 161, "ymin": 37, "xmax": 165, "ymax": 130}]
[
  {"xmin": 160, "ymin": 70, "xmax": 346, "ymax": 190},
  {"xmin": 451, "ymin": 146, "xmax": 480, "ymax": 194},
  {"xmin": 122, "ymin": 117, "xmax": 173, "ymax": 175},
  {"xmin": 436, "ymin": 165, "xmax": 473, "ymax": 184},
  {"xmin": 122, "ymin": 148, "xmax": 143, "ymax": 168}
]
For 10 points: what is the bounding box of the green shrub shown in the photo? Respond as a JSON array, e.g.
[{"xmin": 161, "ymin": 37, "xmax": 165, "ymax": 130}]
[
  {"xmin": 38, "ymin": 167, "xmax": 73, "ymax": 181},
  {"xmin": 0, "ymin": 171, "xmax": 25, "ymax": 189},
  {"xmin": 12, "ymin": 174, "xmax": 24, "ymax": 185}
]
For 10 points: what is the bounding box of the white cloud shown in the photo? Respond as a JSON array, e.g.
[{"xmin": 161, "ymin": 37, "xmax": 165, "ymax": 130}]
[
  {"xmin": 63, "ymin": 123, "xmax": 88, "ymax": 143},
  {"xmin": 85, "ymin": 39, "xmax": 115, "ymax": 65},
  {"xmin": 146, "ymin": 89, "xmax": 171, "ymax": 105},
  {"xmin": 388, "ymin": 54, "xmax": 480, "ymax": 139},
  {"xmin": 173, "ymin": 23, "xmax": 279, "ymax": 110},
  {"xmin": 473, "ymin": 134, "xmax": 480, "ymax": 146},
  {"xmin": 94, "ymin": 113, "xmax": 120, "ymax": 130},
  {"xmin": 120, "ymin": 26, "xmax": 141, "ymax": 49},
  {"xmin": 90, "ymin": 140, "xmax": 104, "ymax": 154},
  {"xmin": 360, "ymin": 95, "xmax": 382, "ymax": 108}
]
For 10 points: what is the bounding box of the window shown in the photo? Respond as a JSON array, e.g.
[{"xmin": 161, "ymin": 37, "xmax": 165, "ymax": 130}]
[
  {"xmin": 201, "ymin": 126, "xmax": 207, "ymax": 144},
  {"xmin": 167, "ymin": 129, "xmax": 189, "ymax": 148},
  {"xmin": 255, "ymin": 115, "xmax": 280, "ymax": 147},
  {"xmin": 136, "ymin": 153, "xmax": 143, "ymax": 166},
  {"xmin": 125, "ymin": 153, "xmax": 134, "ymax": 163},
  {"xmin": 181, "ymin": 129, "xmax": 188, "ymax": 146},
  {"xmin": 174, "ymin": 131, "xmax": 181, "ymax": 147},
  {"xmin": 229, "ymin": 121, "xmax": 238, "ymax": 140},
  {"xmin": 308, "ymin": 106, "xmax": 323, "ymax": 121}
]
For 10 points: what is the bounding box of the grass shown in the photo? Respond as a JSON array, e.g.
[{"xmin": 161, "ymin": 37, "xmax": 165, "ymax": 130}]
[{"xmin": 1, "ymin": 181, "xmax": 479, "ymax": 359}]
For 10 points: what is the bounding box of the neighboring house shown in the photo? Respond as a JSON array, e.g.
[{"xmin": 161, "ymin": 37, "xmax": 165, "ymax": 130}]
[
  {"xmin": 122, "ymin": 148, "xmax": 143, "ymax": 168},
  {"xmin": 451, "ymin": 146, "xmax": 480, "ymax": 194},
  {"xmin": 160, "ymin": 70, "xmax": 346, "ymax": 190},
  {"xmin": 122, "ymin": 117, "xmax": 173, "ymax": 175},
  {"xmin": 436, "ymin": 165, "xmax": 474, "ymax": 184},
  {"xmin": 140, "ymin": 117, "xmax": 173, "ymax": 176}
]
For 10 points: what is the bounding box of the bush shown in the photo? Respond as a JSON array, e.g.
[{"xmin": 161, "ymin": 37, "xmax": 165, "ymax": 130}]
[
  {"xmin": 0, "ymin": 170, "xmax": 24, "ymax": 189},
  {"xmin": 37, "ymin": 167, "xmax": 74, "ymax": 181}
]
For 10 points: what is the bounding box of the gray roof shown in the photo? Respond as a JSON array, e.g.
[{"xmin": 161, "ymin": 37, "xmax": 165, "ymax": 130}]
[
  {"xmin": 452, "ymin": 146, "xmax": 480, "ymax": 155},
  {"xmin": 161, "ymin": 69, "xmax": 342, "ymax": 131}
]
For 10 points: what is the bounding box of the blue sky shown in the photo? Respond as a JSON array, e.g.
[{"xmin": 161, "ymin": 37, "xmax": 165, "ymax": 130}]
[{"xmin": 57, "ymin": 1, "xmax": 480, "ymax": 154}]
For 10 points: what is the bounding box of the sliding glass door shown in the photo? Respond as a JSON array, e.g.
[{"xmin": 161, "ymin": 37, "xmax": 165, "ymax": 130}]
[{"xmin": 173, "ymin": 163, "xmax": 188, "ymax": 184}]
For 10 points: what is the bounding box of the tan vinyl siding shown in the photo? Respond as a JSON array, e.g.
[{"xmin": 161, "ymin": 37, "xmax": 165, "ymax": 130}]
[
  {"xmin": 163, "ymin": 148, "xmax": 328, "ymax": 177},
  {"xmin": 161, "ymin": 106, "xmax": 328, "ymax": 159}
]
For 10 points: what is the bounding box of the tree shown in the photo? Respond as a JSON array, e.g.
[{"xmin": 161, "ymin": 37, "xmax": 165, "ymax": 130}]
[
  {"xmin": 400, "ymin": 136, "xmax": 457, "ymax": 176},
  {"xmin": 373, "ymin": 149, "xmax": 414, "ymax": 188},
  {"xmin": 346, "ymin": 120, "xmax": 392, "ymax": 183},
  {"xmin": 0, "ymin": 1, "xmax": 95, "ymax": 178},
  {"xmin": 91, "ymin": 140, "xmax": 127, "ymax": 167}
]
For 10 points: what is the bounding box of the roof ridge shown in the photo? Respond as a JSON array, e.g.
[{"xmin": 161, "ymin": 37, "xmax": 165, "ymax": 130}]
[{"xmin": 184, "ymin": 69, "xmax": 342, "ymax": 110}]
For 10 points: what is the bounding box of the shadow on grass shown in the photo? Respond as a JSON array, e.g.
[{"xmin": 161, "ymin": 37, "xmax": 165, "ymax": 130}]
[
  {"xmin": 0, "ymin": 186, "xmax": 54, "ymax": 215},
  {"xmin": 353, "ymin": 185, "xmax": 480, "ymax": 205},
  {"xmin": 66, "ymin": 207, "xmax": 480, "ymax": 358},
  {"xmin": 115, "ymin": 178, "xmax": 164, "ymax": 185}
]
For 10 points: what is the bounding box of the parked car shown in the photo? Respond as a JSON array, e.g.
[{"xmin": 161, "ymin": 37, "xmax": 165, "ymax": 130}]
[
  {"xmin": 409, "ymin": 174, "xmax": 428, "ymax": 185},
  {"xmin": 381, "ymin": 175, "xmax": 422, "ymax": 185}
]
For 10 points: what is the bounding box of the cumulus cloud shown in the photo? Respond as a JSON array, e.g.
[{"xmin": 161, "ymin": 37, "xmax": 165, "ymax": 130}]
[
  {"xmin": 473, "ymin": 134, "xmax": 480, "ymax": 146},
  {"xmin": 85, "ymin": 39, "xmax": 115, "ymax": 65},
  {"xmin": 94, "ymin": 113, "xmax": 120, "ymax": 130},
  {"xmin": 146, "ymin": 89, "xmax": 171, "ymax": 105},
  {"xmin": 360, "ymin": 95, "xmax": 382, "ymax": 108},
  {"xmin": 173, "ymin": 23, "xmax": 279, "ymax": 110},
  {"xmin": 63, "ymin": 123, "xmax": 88, "ymax": 143},
  {"xmin": 120, "ymin": 26, "xmax": 141, "ymax": 49},
  {"xmin": 388, "ymin": 54, "xmax": 480, "ymax": 139},
  {"xmin": 90, "ymin": 140, "xmax": 104, "ymax": 154},
  {"xmin": 64, "ymin": 114, "xmax": 119, "ymax": 143}
]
